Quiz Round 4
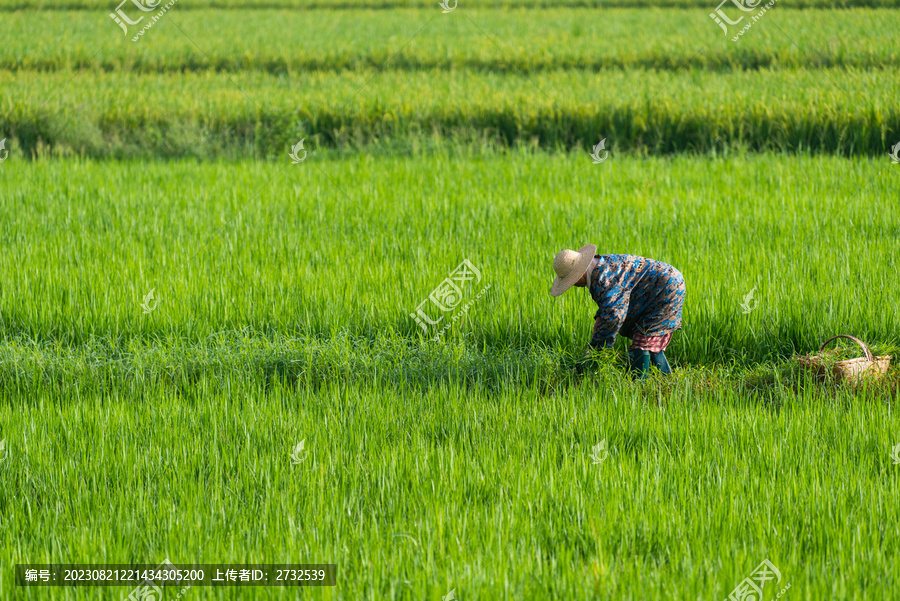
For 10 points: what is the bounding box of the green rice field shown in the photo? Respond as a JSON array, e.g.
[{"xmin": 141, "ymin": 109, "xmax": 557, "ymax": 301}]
[{"xmin": 1, "ymin": 0, "xmax": 899, "ymax": 599}]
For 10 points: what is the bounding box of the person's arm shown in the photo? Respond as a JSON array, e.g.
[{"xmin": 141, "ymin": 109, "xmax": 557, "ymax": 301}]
[
  {"xmin": 589, "ymin": 317, "xmax": 615, "ymax": 348},
  {"xmin": 588, "ymin": 301, "xmax": 625, "ymax": 349},
  {"xmin": 576, "ymin": 312, "xmax": 618, "ymax": 372}
]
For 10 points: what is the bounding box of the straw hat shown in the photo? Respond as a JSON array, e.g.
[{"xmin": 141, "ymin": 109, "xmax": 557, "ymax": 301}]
[{"xmin": 550, "ymin": 244, "xmax": 597, "ymax": 297}]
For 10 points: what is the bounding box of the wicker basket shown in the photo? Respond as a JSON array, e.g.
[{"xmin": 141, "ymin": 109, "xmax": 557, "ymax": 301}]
[{"xmin": 799, "ymin": 335, "xmax": 891, "ymax": 384}]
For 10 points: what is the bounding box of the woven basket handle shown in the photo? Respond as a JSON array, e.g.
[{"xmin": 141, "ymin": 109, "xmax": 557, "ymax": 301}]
[{"xmin": 820, "ymin": 335, "xmax": 875, "ymax": 362}]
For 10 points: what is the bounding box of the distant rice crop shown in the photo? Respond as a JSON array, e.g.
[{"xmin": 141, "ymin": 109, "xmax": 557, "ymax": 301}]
[
  {"xmin": 0, "ymin": 67, "xmax": 896, "ymax": 156},
  {"xmin": 2, "ymin": 9, "xmax": 897, "ymax": 74},
  {"xmin": 4, "ymin": 8, "xmax": 895, "ymax": 156}
]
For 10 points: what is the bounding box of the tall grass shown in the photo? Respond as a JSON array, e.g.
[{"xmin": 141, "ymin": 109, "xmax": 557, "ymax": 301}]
[
  {"xmin": 1, "ymin": 152, "xmax": 897, "ymax": 357},
  {"xmin": 1, "ymin": 368, "xmax": 899, "ymax": 600}
]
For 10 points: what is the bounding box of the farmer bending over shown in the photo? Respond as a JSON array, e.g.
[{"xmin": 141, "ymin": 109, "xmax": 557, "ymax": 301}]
[{"xmin": 551, "ymin": 245, "xmax": 686, "ymax": 379}]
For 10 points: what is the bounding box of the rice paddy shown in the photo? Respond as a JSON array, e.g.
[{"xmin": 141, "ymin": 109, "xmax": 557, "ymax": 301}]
[{"xmin": 1, "ymin": 0, "xmax": 899, "ymax": 600}]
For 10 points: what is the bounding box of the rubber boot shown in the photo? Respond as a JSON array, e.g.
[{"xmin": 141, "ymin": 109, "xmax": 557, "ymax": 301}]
[
  {"xmin": 649, "ymin": 351, "xmax": 672, "ymax": 375},
  {"xmin": 628, "ymin": 349, "xmax": 651, "ymax": 380}
]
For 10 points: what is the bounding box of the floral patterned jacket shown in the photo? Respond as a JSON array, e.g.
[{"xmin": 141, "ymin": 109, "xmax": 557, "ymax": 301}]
[{"xmin": 587, "ymin": 254, "xmax": 685, "ymax": 349}]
